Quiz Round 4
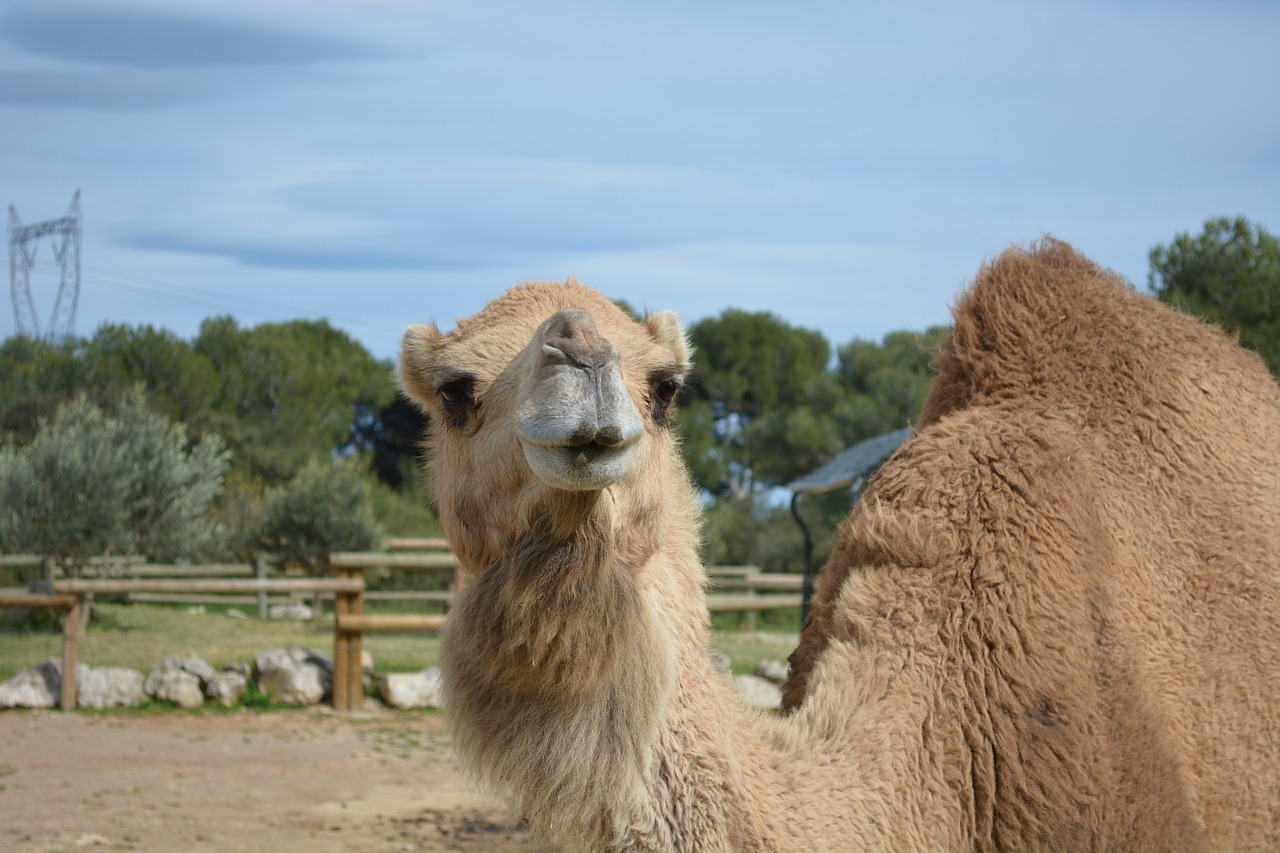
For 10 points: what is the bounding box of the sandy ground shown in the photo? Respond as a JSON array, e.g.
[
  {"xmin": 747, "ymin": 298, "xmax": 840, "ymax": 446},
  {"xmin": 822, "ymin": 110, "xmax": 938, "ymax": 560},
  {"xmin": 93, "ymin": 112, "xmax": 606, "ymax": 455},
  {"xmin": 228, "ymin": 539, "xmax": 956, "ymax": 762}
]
[{"xmin": 0, "ymin": 707, "xmax": 537, "ymax": 853}]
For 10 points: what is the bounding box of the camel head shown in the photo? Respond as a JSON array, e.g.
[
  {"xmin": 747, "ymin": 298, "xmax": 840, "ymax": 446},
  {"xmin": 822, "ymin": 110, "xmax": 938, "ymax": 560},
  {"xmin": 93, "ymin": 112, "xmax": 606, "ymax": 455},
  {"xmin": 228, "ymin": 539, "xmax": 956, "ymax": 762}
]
[{"xmin": 398, "ymin": 280, "xmax": 691, "ymax": 569}]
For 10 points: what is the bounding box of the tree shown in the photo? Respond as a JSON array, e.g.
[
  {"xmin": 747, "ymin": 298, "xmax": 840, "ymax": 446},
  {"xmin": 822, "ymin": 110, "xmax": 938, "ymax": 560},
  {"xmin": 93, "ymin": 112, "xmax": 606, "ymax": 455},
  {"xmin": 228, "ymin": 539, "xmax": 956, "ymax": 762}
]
[
  {"xmin": 0, "ymin": 335, "xmax": 88, "ymax": 444},
  {"xmin": 0, "ymin": 391, "xmax": 229, "ymax": 575},
  {"xmin": 833, "ymin": 327, "xmax": 949, "ymax": 438},
  {"xmin": 674, "ymin": 319, "xmax": 946, "ymax": 574},
  {"xmin": 80, "ymin": 323, "xmax": 218, "ymax": 425},
  {"xmin": 1149, "ymin": 216, "xmax": 1280, "ymax": 376},
  {"xmin": 193, "ymin": 316, "xmax": 396, "ymax": 483},
  {"xmin": 683, "ymin": 309, "xmax": 833, "ymax": 498},
  {"xmin": 345, "ymin": 393, "xmax": 428, "ymax": 491},
  {"xmin": 253, "ymin": 457, "xmax": 381, "ymax": 572}
]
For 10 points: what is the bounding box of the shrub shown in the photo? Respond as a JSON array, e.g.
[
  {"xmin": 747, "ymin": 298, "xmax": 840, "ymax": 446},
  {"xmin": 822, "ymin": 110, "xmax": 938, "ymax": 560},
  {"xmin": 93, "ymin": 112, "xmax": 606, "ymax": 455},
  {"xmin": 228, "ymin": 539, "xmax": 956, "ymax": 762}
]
[
  {"xmin": 254, "ymin": 457, "xmax": 381, "ymax": 571},
  {"xmin": 0, "ymin": 390, "xmax": 229, "ymax": 575}
]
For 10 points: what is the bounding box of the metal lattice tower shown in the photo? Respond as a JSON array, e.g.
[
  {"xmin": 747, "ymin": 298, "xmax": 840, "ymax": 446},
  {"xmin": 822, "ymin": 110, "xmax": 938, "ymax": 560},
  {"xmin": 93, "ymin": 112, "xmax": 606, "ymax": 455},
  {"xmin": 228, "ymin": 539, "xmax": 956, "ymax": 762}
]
[{"xmin": 8, "ymin": 190, "xmax": 81, "ymax": 342}]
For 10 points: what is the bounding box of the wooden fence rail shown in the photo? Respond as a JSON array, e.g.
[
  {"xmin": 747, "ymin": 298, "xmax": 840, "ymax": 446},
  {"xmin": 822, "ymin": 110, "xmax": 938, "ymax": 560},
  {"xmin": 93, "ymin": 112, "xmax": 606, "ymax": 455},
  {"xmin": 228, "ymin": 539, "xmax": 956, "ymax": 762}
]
[{"xmin": 4, "ymin": 552, "xmax": 803, "ymax": 712}]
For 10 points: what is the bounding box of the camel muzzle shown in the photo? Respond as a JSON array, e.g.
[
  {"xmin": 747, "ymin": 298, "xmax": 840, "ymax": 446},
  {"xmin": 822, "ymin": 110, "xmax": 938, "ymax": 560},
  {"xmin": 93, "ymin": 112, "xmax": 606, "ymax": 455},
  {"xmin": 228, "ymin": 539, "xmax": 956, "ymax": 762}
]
[{"xmin": 515, "ymin": 309, "xmax": 645, "ymax": 491}]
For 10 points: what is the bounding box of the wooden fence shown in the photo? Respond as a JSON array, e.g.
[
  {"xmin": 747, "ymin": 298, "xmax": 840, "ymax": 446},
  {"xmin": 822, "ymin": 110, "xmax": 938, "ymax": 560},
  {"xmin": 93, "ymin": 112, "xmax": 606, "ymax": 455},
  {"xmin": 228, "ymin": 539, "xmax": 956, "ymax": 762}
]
[
  {"xmin": 0, "ymin": 591, "xmax": 81, "ymax": 709},
  {"xmin": 1, "ymin": 551, "xmax": 803, "ymax": 712},
  {"xmin": 327, "ymin": 551, "xmax": 457, "ymax": 711}
]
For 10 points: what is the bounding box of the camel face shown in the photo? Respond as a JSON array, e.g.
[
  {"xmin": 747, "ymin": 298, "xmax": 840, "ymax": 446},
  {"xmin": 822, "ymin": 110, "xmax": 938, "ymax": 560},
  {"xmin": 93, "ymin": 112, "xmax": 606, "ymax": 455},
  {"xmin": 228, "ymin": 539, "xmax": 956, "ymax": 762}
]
[{"xmin": 399, "ymin": 281, "xmax": 690, "ymax": 564}]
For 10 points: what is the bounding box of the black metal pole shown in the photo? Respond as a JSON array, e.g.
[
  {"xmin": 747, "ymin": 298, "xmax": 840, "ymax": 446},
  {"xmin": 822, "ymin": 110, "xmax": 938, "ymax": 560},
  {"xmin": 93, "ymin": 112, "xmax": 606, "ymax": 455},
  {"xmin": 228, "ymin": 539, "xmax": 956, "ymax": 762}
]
[{"xmin": 791, "ymin": 492, "xmax": 815, "ymax": 626}]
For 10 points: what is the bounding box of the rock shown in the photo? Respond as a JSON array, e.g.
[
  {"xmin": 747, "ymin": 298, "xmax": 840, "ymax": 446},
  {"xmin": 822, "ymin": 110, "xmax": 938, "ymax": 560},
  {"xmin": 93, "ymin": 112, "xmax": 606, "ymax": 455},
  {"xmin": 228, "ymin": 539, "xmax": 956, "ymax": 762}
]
[
  {"xmin": 143, "ymin": 657, "xmax": 210, "ymax": 708},
  {"xmin": 268, "ymin": 603, "xmax": 313, "ymax": 621},
  {"xmin": 734, "ymin": 674, "xmax": 782, "ymax": 710},
  {"xmin": 205, "ymin": 670, "xmax": 248, "ymax": 707},
  {"xmin": 187, "ymin": 605, "xmax": 206, "ymax": 615},
  {"xmin": 378, "ymin": 668, "xmax": 444, "ymax": 709},
  {"xmin": 224, "ymin": 608, "xmax": 249, "ymax": 619},
  {"xmin": 146, "ymin": 670, "xmax": 203, "ymax": 709},
  {"xmin": 754, "ymin": 659, "xmax": 789, "ymax": 684},
  {"xmin": 77, "ymin": 666, "xmax": 145, "ymax": 709},
  {"xmin": 0, "ymin": 659, "xmax": 60, "ymax": 708},
  {"xmin": 255, "ymin": 647, "xmax": 332, "ymax": 705},
  {"xmin": 179, "ymin": 656, "xmax": 217, "ymax": 684}
]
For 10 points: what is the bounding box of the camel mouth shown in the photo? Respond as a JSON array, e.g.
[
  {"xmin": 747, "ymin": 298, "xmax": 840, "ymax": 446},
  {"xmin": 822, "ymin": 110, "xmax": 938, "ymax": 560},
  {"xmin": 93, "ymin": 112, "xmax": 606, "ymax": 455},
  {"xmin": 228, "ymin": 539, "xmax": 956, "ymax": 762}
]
[{"xmin": 519, "ymin": 438, "xmax": 636, "ymax": 491}]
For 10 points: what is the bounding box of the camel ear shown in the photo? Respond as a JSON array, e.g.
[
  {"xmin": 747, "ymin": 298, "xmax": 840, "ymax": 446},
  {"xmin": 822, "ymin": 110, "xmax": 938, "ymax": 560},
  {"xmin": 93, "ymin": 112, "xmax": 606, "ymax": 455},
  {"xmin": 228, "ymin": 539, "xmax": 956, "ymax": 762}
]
[
  {"xmin": 399, "ymin": 322, "xmax": 444, "ymax": 409},
  {"xmin": 645, "ymin": 310, "xmax": 690, "ymax": 369}
]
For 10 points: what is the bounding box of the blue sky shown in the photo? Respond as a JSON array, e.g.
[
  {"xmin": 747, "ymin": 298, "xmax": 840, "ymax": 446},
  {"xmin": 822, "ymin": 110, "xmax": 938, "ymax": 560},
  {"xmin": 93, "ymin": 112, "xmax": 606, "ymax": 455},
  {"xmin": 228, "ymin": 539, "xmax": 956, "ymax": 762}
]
[{"xmin": 2, "ymin": 1, "xmax": 1277, "ymax": 360}]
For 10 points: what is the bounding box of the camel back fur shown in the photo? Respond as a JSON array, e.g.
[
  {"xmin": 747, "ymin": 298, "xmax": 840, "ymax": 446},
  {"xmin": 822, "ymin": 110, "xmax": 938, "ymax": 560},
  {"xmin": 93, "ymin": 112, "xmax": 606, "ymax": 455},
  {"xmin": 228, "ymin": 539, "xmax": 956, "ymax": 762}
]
[{"xmin": 785, "ymin": 239, "xmax": 1280, "ymax": 850}]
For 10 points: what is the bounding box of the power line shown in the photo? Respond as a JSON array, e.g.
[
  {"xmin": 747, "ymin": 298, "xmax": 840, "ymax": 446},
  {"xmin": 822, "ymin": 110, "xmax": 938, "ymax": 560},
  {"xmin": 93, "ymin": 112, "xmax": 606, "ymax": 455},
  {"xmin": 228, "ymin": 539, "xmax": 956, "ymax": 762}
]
[
  {"xmin": 86, "ymin": 266, "xmax": 303, "ymax": 319},
  {"xmin": 84, "ymin": 266, "xmax": 399, "ymax": 355},
  {"xmin": 8, "ymin": 190, "xmax": 81, "ymax": 342}
]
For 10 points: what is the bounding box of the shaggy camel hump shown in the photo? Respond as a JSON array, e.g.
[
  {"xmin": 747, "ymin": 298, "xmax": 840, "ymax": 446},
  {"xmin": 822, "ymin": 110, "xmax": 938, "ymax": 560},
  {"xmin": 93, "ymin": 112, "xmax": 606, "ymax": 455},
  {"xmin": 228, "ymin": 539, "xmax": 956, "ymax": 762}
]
[
  {"xmin": 920, "ymin": 237, "xmax": 1280, "ymax": 427},
  {"xmin": 793, "ymin": 238, "xmax": 1280, "ymax": 850}
]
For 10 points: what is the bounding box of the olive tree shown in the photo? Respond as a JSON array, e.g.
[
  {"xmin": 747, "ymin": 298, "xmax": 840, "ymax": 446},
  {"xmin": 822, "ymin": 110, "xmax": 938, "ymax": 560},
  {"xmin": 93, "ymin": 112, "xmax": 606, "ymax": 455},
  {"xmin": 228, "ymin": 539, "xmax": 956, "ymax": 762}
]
[
  {"xmin": 0, "ymin": 391, "xmax": 230, "ymax": 577},
  {"xmin": 253, "ymin": 457, "xmax": 381, "ymax": 572}
]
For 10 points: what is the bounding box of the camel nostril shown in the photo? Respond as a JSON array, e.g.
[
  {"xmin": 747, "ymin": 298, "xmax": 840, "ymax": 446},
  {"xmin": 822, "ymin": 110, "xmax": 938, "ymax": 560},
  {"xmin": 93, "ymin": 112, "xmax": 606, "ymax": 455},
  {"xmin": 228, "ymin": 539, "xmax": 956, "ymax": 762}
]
[
  {"xmin": 593, "ymin": 425, "xmax": 626, "ymax": 447},
  {"xmin": 567, "ymin": 427, "xmax": 598, "ymax": 447}
]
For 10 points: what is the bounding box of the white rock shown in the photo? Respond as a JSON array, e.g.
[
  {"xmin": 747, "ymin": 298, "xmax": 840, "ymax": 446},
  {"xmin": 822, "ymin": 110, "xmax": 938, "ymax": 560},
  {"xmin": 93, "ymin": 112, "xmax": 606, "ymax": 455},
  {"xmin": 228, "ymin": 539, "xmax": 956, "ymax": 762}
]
[
  {"xmin": 255, "ymin": 647, "xmax": 332, "ymax": 705},
  {"xmin": 224, "ymin": 608, "xmax": 249, "ymax": 619},
  {"xmin": 734, "ymin": 674, "xmax": 782, "ymax": 710},
  {"xmin": 180, "ymin": 656, "xmax": 217, "ymax": 684},
  {"xmin": 268, "ymin": 603, "xmax": 313, "ymax": 621},
  {"xmin": 378, "ymin": 668, "xmax": 444, "ymax": 709},
  {"xmin": 77, "ymin": 666, "xmax": 145, "ymax": 709},
  {"xmin": 0, "ymin": 659, "xmax": 60, "ymax": 708},
  {"xmin": 143, "ymin": 657, "xmax": 209, "ymax": 708},
  {"xmin": 148, "ymin": 670, "xmax": 203, "ymax": 708},
  {"xmin": 205, "ymin": 670, "xmax": 248, "ymax": 707}
]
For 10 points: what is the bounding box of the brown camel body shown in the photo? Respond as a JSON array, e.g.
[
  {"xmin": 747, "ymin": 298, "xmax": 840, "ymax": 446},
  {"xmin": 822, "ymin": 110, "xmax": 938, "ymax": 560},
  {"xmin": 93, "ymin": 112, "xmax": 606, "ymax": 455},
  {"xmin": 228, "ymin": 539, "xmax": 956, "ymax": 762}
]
[{"xmin": 399, "ymin": 241, "xmax": 1280, "ymax": 852}]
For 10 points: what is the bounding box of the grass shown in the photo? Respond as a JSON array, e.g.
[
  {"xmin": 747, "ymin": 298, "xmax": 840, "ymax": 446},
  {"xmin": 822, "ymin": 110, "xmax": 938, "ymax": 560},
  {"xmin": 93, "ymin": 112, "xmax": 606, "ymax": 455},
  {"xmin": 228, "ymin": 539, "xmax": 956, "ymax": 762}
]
[{"xmin": 0, "ymin": 601, "xmax": 800, "ymax": 684}]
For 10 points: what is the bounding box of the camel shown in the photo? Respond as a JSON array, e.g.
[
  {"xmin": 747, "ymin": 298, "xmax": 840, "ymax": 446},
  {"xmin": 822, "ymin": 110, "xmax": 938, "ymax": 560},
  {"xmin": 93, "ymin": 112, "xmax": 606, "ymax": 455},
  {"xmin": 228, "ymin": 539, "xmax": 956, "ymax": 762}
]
[{"xmin": 398, "ymin": 241, "xmax": 1280, "ymax": 852}]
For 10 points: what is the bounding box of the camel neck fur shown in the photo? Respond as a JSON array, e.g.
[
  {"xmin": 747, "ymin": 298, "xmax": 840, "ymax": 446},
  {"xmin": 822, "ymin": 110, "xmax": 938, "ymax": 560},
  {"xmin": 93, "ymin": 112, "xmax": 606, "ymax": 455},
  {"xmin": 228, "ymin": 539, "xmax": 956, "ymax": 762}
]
[{"xmin": 440, "ymin": 460, "xmax": 783, "ymax": 850}]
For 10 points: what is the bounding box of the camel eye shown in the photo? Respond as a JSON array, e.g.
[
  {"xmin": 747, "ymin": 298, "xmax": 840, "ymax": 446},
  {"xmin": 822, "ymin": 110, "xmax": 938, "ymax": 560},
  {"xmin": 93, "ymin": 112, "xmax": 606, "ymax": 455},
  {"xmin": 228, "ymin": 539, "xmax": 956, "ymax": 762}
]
[
  {"xmin": 434, "ymin": 376, "xmax": 476, "ymax": 429},
  {"xmin": 655, "ymin": 379, "xmax": 681, "ymax": 404},
  {"xmin": 438, "ymin": 381, "xmax": 467, "ymax": 406},
  {"xmin": 649, "ymin": 374, "xmax": 683, "ymax": 426}
]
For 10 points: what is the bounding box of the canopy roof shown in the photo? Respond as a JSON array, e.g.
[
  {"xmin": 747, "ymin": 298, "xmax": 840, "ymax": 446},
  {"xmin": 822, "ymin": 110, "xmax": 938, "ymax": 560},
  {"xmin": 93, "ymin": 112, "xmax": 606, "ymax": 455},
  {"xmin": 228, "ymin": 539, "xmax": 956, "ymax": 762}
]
[{"xmin": 785, "ymin": 427, "xmax": 913, "ymax": 495}]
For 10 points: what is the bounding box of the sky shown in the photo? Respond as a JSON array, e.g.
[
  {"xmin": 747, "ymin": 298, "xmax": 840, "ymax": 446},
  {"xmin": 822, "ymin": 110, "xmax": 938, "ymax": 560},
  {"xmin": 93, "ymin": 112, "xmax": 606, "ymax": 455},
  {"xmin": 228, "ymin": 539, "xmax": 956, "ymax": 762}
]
[{"xmin": 2, "ymin": 0, "xmax": 1277, "ymax": 361}]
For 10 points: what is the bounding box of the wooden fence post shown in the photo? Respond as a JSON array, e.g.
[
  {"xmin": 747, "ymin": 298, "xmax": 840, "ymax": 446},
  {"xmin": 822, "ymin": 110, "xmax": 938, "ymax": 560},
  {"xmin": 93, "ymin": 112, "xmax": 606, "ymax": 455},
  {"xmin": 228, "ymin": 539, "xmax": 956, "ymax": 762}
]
[
  {"xmin": 255, "ymin": 557, "xmax": 268, "ymax": 619},
  {"xmin": 60, "ymin": 596, "xmax": 81, "ymax": 710},
  {"xmin": 333, "ymin": 571, "xmax": 351, "ymax": 712},
  {"xmin": 346, "ymin": 567, "xmax": 365, "ymax": 709},
  {"xmin": 332, "ymin": 564, "xmax": 366, "ymax": 712}
]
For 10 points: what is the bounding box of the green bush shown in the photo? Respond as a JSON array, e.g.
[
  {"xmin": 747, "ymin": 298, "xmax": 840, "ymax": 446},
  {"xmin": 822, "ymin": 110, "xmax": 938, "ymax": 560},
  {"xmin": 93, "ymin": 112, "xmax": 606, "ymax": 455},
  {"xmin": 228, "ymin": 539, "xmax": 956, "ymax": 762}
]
[
  {"xmin": 0, "ymin": 390, "xmax": 229, "ymax": 575},
  {"xmin": 254, "ymin": 456, "xmax": 381, "ymax": 571}
]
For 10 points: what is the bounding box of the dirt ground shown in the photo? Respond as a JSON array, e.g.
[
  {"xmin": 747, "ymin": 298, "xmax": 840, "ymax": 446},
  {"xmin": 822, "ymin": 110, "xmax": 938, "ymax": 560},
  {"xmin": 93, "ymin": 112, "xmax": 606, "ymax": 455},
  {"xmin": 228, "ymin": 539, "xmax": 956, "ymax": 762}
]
[{"xmin": 0, "ymin": 707, "xmax": 538, "ymax": 853}]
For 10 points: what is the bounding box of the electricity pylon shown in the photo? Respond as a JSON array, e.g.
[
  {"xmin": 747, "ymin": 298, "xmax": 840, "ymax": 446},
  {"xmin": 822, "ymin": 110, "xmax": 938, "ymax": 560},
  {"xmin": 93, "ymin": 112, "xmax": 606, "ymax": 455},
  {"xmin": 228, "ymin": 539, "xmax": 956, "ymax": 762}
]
[{"xmin": 8, "ymin": 190, "xmax": 81, "ymax": 342}]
